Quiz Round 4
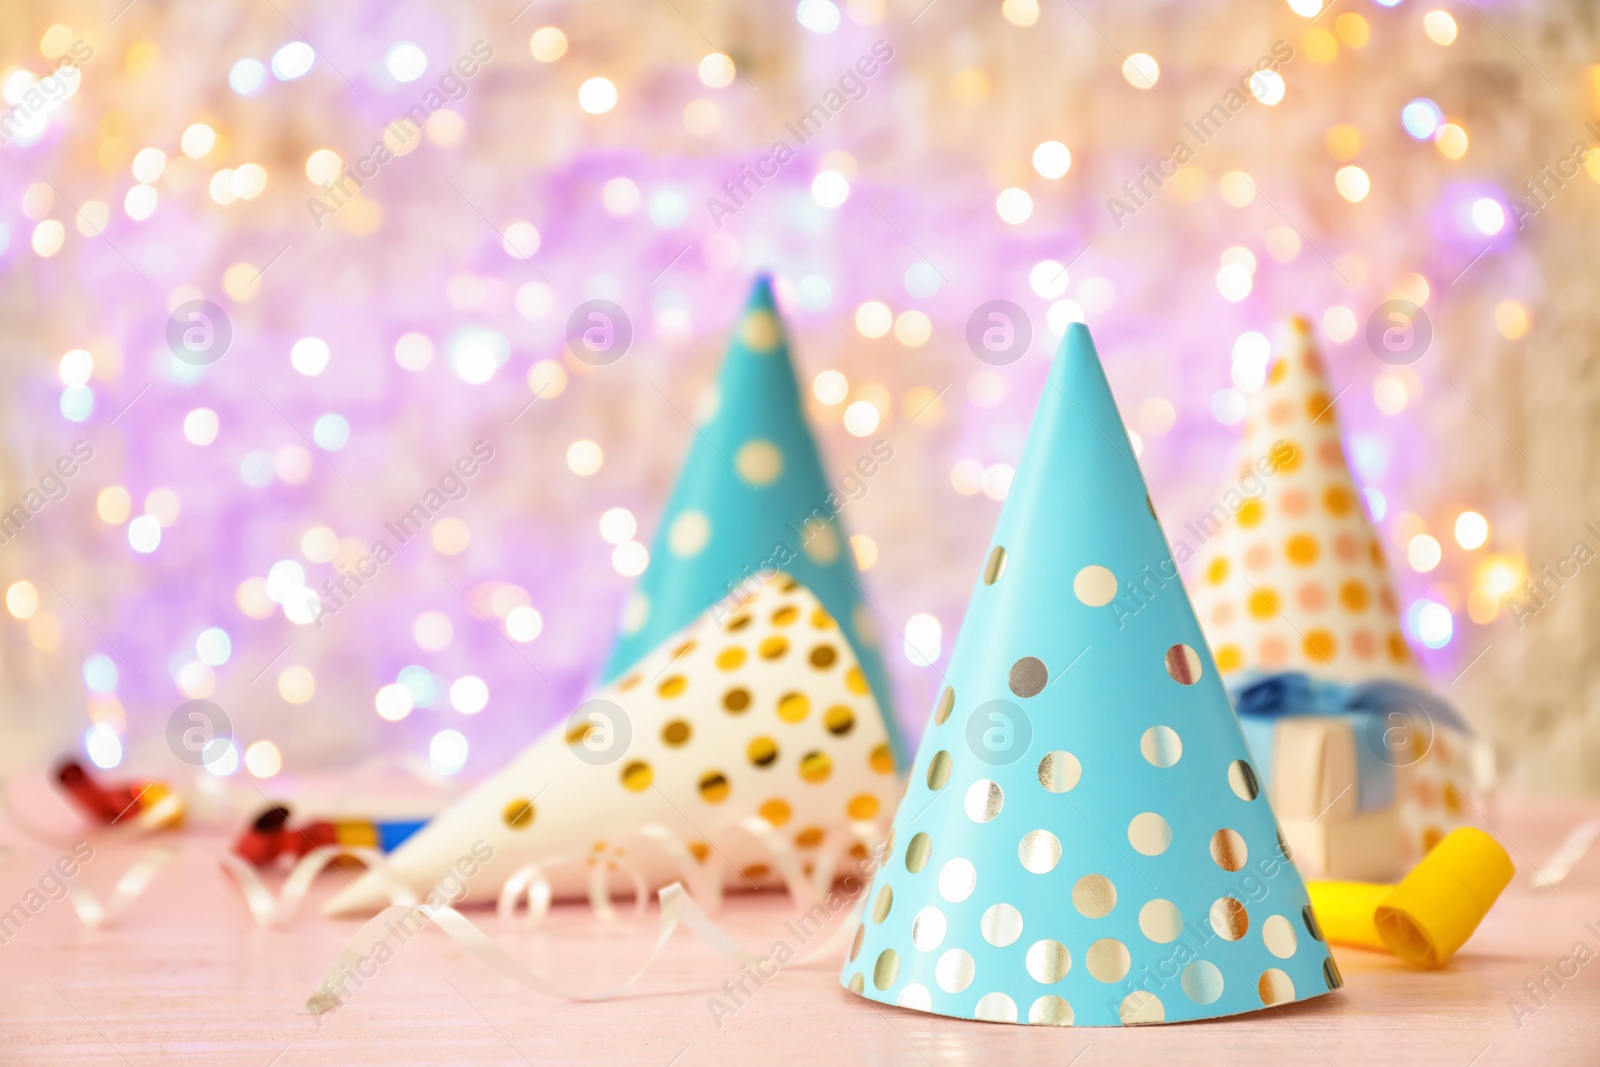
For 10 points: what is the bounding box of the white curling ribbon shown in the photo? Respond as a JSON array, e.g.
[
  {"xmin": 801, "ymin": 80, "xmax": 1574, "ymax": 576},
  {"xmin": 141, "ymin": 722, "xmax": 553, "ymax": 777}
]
[
  {"xmin": 221, "ymin": 847, "xmax": 415, "ymax": 928},
  {"xmin": 66, "ymin": 845, "xmax": 178, "ymax": 928},
  {"xmin": 309, "ymin": 818, "xmax": 883, "ymax": 1012},
  {"xmin": 586, "ymin": 853, "xmax": 650, "ymax": 924},
  {"xmin": 309, "ymin": 884, "xmax": 694, "ymax": 1013},
  {"xmin": 308, "ymin": 875, "xmax": 871, "ymax": 1015},
  {"xmin": 1534, "ymin": 818, "xmax": 1600, "ymax": 888},
  {"xmin": 496, "ymin": 855, "xmax": 571, "ymax": 927}
]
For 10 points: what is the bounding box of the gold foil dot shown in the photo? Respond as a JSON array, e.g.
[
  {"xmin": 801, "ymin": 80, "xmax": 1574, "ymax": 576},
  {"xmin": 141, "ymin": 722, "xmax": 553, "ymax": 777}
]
[
  {"xmin": 809, "ymin": 644, "xmax": 836, "ymax": 669},
  {"xmin": 795, "ymin": 826, "xmax": 824, "ymax": 848},
  {"xmin": 1119, "ymin": 990, "xmax": 1164, "ymax": 1024},
  {"xmin": 905, "ymin": 832, "xmax": 931, "ymax": 873},
  {"xmin": 1073, "ymin": 564, "xmax": 1119, "ymax": 607},
  {"xmin": 672, "ymin": 639, "xmax": 696, "ymax": 660},
  {"xmin": 1037, "ymin": 750, "xmax": 1082, "ymax": 793},
  {"xmin": 565, "ymin": 722, "xmax": 593, "ymax": 746},
  {"xmin": 872, "ymin": 949, "xmax": 899, "ymax": 990},
  {"xmin": 502, "ymin": 799, "xmax": 535, "ymax": 829},
  {"xmin": 742, "ymin": 863, "xmax": 771, "ymax": 881},
  {"xmin": 776, "ymin": 691, "xmax": 810, "ymax": 722},
  {"xmin": 1262, "ymin": 914, "xmax": 1299, "ymax": 959},
  {"xmin": 849, "ymin": 923, "xmax": 865, "ymax": 961},
  {"xmin": 974, "ymin": 992, "xmax": 1017, "ymax": 1023},
  {"xmin": 981, "ymin": 902, "xmax": 1023, "ymax": 947},
  {"xmin": 658, "ymin": 675, "xmax": 688, "ymax": 699},
  {"xmin": 1018, "ymin": 829, "xmax": 1062, "ymax": 874},
  {"xmin": 964, "ymin": 779, "xmax": 1004, "ymax": 822},
  {"xmin": 799, "ymin": 750, "xmax": 833, "ymax": 783},
  {"xmin": 1181, "ymin": 960, "xmax": 1224, "ymax": 1005},
  {"xmin": 723, "ymin": 687, "xmax": 751, "ymax": 713},
  {"xmin": 661, "ymin": 719, "xmax": 691, "ymax": 746},
  {"xmin": 1302, "ymin": 904, "xmax": 1325, "ymax": 942},
  {"xmin": 870, "ymin": 742, "xmax": 894, "ymax": 774},
  {"xmin": 617, "ymin": 672, "xmax": 642, "ymax": 691},
  {"xmin": 872, "ymin": 884, "xmax": 893, "ymax": 924},
  {"xmin": 1324, "ymin": 956, "xmax": 1344, "ymax": 990},
  {"xmin": 935, "ymin": 948, "xmax": 974, "ymax": 993},
  {"xmin": 810, "ymin": 607, "xmax": 834, "ymax": 629},
  {"xmin": 1026, "ymin": 939, "xmax": 1071, "ymax": 983},
  {"xmin": 824, "ymin": 705, "xmax": 856, "ymax": 735},
  {"xmin": 726, "ymin": 613, "xmax": 752, "ymax": 631},
  {"xmin": 1165, "ymin": 643, "xmax": 1203, "ymax": 685},
  {"xmin": 1073, "ymin": 874, "xmax": 1117, "ymax": 918},
  {"xmin": 1210, "ymin": 897, "xmax": 1249, "ymax": 940},
  {"xmin": 1258, "ymin": 968, "xmax": 1296, "ymax": 1006},
  {"xmin": 687, "ymin": 841, "xmax": 710, "ymax": 863},
  {"xmin": 1229, "ymin": 759, "xmax": 1260, "ymax": 801},
  {"xmin": 1140, "ymin": 725, "xmax": 1183, "ymax": 767},
  {"xmin": 897, "ymin": 984, "xmax": 932, "ymax": 1011},
  {"xmin": 771, "ymin": 605, "xmax": 799, "ymax": 626},
  {"xmin": 847, "ymin": 794, "xmax": 880, "ymax": 820},
  {"xmin": 1028, "ymin": 995, "xmax": 1074, "ymax": 1026},
  {"xmin": 1085, "ymin": 939, "xmax": 1130, "ymax": 983},
  {"xmin": 1210, "ymin": 828, "xmax": 1248, "ymax": 871},
  {"xmin": 845, "ymin": 666, "xmax": 869, "ymax": 694},
  {"xmin": 933, "ymin": 686, "xmax": 955, "ymax": 726},
  {"xmin": 1127, "ymin": 812, "xmax": 1172, "ymax": 856},
  {"xmin": 847, "ymin": 971, "xmax": 864, "ymax": 993},
  {"xmin": 1139, "ymin": 899, "xmax": 1183, "ymax": 944},
  {"xmin": 926, "ymin": 750, "xmax": 952, "ymax": 790},
  {"xmin": 716, "ymin": 646, "xmax": 746, "ymax": 671},
  {"xmin": 699, "ymin": 771, "xmax": 731, "ymax": 803},
  {"xmin": 937, "ymin": 857, "xmax": 976, "ymax": 902},
  {"xmin": 759, "ymin": 798, "xmax": 792, "ymax": 827},
  {"xmin": 747, "ymin": 736, "xmax": 778, "ymax": 767},
  {"xmin": 983, "ymin": 545, "xmax": 1007, "ymax": 585},
  {"xmin": 911, "ymin": 906, "xmax": 947, "ymax": 951},
  {"xmin": 621, "ymin": 761, "xmax": 653, "ymax": 791},
  {"xmin": 759, "ymin": 635, "xmax": 788, "ymax": 659},
  {"xmin": 1008, "ymin": 655, "xmax": 1048, "ymax": 697}
]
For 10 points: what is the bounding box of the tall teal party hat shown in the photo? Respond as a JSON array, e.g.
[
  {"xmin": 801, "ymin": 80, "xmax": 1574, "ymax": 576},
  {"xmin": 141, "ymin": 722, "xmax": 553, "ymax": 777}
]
[
  {"xmin": 841, "ymin": 325, "xmax": 1339, "ymax": 1026},
  {"xmin": 603, "ymin": 275, "xmax": 906, "ymax": 768}
]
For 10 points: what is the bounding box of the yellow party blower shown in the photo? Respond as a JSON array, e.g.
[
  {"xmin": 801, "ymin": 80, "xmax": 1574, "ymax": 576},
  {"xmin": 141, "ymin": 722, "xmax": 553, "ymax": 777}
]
[{"xmin": 1307, "ymin": 827, "xmax": 1514, "ymax": 968}]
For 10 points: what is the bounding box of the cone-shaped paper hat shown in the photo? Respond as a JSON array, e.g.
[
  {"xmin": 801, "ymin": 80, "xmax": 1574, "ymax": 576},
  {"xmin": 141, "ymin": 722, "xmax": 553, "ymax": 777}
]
[
  {"xmin": 840, "ymin": 325, "xmax": 1338, "ymax": 1026},
  {"xmin": 326, "ymin": 574, "xmax": 900, "ymax": 916},
  {"xmin": 1191, "ymin": 318, "xmax": 1423, "ymax": 686},
  {"xmin": 602, "ymin": 275, "xmax": 906, "ymax": 769}
]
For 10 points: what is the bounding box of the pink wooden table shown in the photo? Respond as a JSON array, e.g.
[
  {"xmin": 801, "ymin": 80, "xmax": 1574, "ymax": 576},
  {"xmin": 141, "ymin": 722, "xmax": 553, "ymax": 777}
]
[{"xmin": 2, "ymin": 793, "xmax": 1597, "ymax": 1066}]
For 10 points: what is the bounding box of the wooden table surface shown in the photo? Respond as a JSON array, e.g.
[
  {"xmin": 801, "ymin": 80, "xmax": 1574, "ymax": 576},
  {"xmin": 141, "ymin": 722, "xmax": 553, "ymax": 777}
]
[{"xmin": 2, "ymin": 792, "xmax": 1597, "ymax": 1066}]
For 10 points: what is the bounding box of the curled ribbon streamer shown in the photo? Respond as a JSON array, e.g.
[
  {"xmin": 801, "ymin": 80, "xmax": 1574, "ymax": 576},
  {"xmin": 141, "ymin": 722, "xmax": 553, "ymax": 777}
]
[
  {"xmin": 496, "ymin": 855, "xmax": 572, "ymax": 927},
  {"xmin": 308, "ymin": 883, "xmax": 696, "ymax": 1013},
  {"xmin": 1534, "ymin": 818, "xmax": 1600, "ymax": 888},
  {"xmin": 399, "ymin": 819, "xmax": 880, "ymax": 1007},
  {"xmin": 222, "ymin": 847, "xmax": 415, "ymax": 928},
  {"xmin": 66, "ymin": 845, "xmax": 177, "ymax": 928},
  {"xmin": 586, "ymin": 854, "xmax": 650, "ymax": 924}
]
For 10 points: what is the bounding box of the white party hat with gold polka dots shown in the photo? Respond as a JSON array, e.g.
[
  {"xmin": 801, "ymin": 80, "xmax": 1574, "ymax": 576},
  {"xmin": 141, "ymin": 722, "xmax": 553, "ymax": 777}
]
[
  {"xmin": 1190, "ymin": 317, "xmax": 1424, "ymax": 686},
  {"xmin": 325, "ymin": 572, "xmax": 901, "ymax": 916},
  {"xmin": 840, "ymin": 324, "xmax": 1339, "ymax": 1026},
  {"xmin": 602, "ymin": 275, "xmax": 906, "ymax": 770}
]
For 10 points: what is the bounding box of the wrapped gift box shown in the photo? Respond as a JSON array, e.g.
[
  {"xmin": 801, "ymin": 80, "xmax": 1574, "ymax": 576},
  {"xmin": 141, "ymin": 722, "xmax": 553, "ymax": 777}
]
[{"xmin": 1234, "ymin": 673, "xmax": 1474, "ymax": 880}]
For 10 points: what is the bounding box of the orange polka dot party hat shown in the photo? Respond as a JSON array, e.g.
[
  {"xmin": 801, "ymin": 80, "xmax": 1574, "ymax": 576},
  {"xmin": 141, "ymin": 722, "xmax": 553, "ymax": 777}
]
[
  {"xmin": 1190, "ymin": 318, "xmax": 1475, "ymax": 880},
  {"xmin": 841, "ymin": 324, "xmax": 1339, "ymax": 1026},
  {"xmin": 324, "ymin": 572, "xmax": 901, "ymax": 916}
]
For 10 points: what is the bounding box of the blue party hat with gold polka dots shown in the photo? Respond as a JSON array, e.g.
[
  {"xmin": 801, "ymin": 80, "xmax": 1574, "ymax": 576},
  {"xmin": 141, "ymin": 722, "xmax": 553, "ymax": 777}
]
[
  {"xmin": 840, "ymin": 324, "xmax": 1340, "ymax": 1026},
  {"xmin": 602, "ymin": 274, "xmax": 906, "ymax": 769}
]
